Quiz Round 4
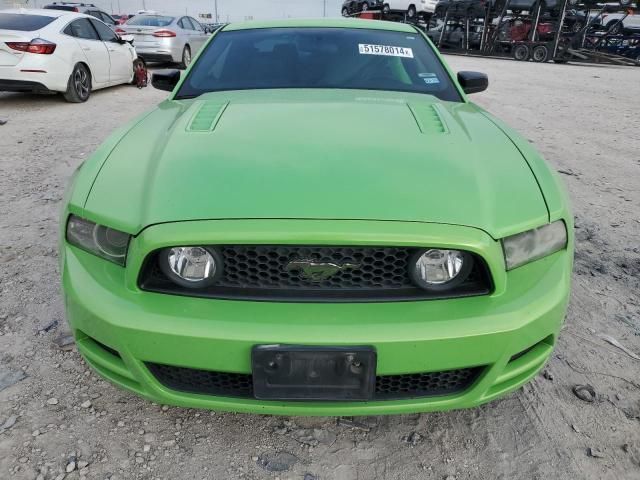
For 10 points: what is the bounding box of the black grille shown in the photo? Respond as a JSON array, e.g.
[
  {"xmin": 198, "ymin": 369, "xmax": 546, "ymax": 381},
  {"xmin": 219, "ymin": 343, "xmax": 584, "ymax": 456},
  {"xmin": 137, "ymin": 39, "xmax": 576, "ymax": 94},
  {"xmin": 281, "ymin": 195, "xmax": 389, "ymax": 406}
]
[
  {"xmin": 222, "ymin": 246, "xmax": 413, "ymax": 289},
  {"xmin": 147, "ymin": 363, "xmax": 253, "ymax": 398},
  {"xmin": 146, "ymin": 363, "xmax": 482, "ymax": 400},
  {"xmin": 139, "ymin": 245, "xmax": 492, "ymax": 302},
  {"xmin": 374, "ymin": 369, "xmax": 482, "ymax": 399}
]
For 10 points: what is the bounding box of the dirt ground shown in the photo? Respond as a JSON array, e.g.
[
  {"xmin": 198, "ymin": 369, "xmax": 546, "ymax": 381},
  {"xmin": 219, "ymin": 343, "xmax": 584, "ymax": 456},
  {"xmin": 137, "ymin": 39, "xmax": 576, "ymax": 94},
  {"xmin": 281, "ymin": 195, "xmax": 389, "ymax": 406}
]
[{"xmin": 1, "ymin": 56, "xmax": 639, "ymax": 480}]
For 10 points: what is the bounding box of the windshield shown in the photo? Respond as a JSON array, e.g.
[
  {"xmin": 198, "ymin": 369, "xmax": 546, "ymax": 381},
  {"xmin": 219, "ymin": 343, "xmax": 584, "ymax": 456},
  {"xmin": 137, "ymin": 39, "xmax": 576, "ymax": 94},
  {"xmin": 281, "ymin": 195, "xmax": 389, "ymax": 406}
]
[
  {"xmin": 177, "ymin": 27, "xmax": 461, "ymax": 102},
  {"xmin": 126, "ymin": 15, "xmax": 174, "ymax": 27}
]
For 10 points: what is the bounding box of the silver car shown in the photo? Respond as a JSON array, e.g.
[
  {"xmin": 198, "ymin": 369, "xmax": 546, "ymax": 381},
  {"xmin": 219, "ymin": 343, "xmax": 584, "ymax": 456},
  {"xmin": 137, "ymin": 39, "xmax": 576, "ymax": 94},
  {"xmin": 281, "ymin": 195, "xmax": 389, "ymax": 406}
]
[{"xmin": 117, "ymin": 14, "xmax": 209, "ymax": 68}]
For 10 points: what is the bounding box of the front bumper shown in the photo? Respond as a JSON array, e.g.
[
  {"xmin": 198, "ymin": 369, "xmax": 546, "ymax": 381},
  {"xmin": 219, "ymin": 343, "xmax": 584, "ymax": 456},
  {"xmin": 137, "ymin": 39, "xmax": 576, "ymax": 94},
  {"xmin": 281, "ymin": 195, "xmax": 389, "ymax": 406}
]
[{"xmin": 62, "ymin": 219, "xmax": 571, "ymax": 415}]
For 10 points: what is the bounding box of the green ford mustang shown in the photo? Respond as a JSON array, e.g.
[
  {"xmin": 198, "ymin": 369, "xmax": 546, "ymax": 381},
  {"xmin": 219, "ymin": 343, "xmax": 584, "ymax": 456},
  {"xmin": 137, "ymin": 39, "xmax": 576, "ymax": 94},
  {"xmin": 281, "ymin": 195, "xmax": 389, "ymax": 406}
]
[{"xmin": 60, "ymin": 18, "xmax": 573, "ymax": 415}]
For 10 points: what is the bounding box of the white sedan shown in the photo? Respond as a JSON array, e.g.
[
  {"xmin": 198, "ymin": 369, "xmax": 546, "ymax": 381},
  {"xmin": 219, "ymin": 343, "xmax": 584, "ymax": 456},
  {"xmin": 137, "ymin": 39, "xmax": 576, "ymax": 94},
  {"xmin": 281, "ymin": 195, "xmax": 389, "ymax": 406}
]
[
  {"xmin": 0, "ymin": 8, "xmax": 139, "ymax": 102},
  {"xmin": 382, "ymin": 0, "xmax": 439, "ymax": 18}
]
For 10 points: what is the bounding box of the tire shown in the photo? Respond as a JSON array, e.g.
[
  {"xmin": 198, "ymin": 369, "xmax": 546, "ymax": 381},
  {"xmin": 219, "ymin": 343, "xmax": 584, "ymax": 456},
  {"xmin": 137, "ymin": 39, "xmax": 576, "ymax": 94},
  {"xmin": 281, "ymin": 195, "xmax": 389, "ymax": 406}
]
[
  {"xmin": 620, "ymin": 0, "xmax": 631, "ymax": 6},
  {"xmin": 513, "ymin": 44, "xmax": 530, "ymax": 61},
  {"xmin": 570, "ymin": 21, "xmax": 584, "ymax": 33},
  {"xmin": 63, "ymin": 63, "xmax": 91, "ymax": 103},
  {"xmin": 342, "ymin": 7, "xmax": 349, "ymax": 16},
  {"xmin": 532, "ymin": 44, "xmax": 549, "ymax": 62},
  {"xmin": 407, "ymin": 5, "xmax": 417, "ymax": 18},
  {"xmin": 382, "ymin": 3, "xmax": 390, "ymax": 14},
  {"xmin": 361, "ymin": 2, "xmax": 369, "ymax": 11},
  {"xmin": 178, "ymin": 45, "xmax": 191, "ymax": 69}
]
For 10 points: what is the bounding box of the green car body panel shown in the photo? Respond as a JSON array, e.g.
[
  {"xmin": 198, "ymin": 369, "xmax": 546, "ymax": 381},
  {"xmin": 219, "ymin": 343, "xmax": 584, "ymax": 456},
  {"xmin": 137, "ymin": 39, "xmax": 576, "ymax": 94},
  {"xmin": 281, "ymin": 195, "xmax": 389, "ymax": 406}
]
[{"xmin": 61, "ymin": 18, "xmax": 573, "ymax": 415}]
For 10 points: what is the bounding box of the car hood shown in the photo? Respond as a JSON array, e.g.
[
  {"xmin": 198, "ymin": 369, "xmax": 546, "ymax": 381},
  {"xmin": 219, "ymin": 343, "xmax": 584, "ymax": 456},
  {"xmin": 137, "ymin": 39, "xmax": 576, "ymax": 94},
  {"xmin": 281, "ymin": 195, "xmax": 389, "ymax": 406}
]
[{"xmin": 84, "ymin": 89, "xmax": 548, "ymax": 238}]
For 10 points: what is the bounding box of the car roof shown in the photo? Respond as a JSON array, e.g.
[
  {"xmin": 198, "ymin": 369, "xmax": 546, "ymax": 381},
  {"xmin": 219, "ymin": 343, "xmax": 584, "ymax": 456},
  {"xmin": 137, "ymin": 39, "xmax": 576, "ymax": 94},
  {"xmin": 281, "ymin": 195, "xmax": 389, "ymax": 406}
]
[{"xmin": 223, "ymin": 18, "xmax": 418, "ymax": 33}]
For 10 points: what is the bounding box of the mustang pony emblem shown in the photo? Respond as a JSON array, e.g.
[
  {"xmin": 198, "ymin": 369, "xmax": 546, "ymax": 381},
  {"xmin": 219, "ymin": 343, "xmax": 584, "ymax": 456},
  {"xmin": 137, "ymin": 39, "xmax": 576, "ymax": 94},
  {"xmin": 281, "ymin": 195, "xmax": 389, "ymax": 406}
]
[{"xmin": 286, "ymin": 259, "xmax": 361, "ymax": 282}]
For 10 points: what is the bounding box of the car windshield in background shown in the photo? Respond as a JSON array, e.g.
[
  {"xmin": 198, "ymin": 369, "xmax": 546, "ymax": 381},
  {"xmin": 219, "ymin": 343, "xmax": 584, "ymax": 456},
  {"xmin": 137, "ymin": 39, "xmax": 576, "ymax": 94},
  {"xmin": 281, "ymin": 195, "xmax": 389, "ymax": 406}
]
[
  {"xmin": 126, "ymin": 15, "xmax": 174, "ymax": 26},
  {"xmin": 43, "ymin": 5, "xmax": 77, "ymax": 11},
  {"xmin": 0, "ymin": 13, "xmax": 56, "ymax": 31},
  {"xmin": 177, "ymin": 27, "xmax": 461, "ymax": 102}
]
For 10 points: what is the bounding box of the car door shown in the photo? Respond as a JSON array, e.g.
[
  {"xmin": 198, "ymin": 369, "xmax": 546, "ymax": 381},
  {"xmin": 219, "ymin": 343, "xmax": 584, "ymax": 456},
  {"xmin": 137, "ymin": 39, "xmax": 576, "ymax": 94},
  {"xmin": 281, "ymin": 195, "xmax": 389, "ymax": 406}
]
[
  {"xmin": 387, "ymin": 0, "xmax": 407, "ymax": 11},
  {"xmin": 177, "ymin": 17, "xmax": 196, "ymax": 51},
  {"xmin": 63, "ymin": 18, "xmax": 110, "ymax": 86},
  {"xmin": 90, "ymin": 18, "xmax": 132, "ymax": 84},
  {"xmin": 187, "ymin": 17, "xmax": 208, "ymax": 53}
]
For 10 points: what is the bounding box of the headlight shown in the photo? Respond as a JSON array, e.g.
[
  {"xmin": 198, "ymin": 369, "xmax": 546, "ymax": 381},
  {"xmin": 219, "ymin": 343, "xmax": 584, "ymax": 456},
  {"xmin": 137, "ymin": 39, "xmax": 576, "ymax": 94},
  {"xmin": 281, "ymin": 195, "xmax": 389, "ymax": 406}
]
[
  {"xmin": 410, "ymin": 249, "xmax": 473, "ymax": 291},
  {"xmin": 66, "ymin": 215, "xmax": 130, "ymax": 265},
  {"xmin": 502, "ymin": 221, "xmax": 567, "ymax": 270},
  {"xmin": 159, "ymin": 246, "xmax": 222, "ymax": 289}
]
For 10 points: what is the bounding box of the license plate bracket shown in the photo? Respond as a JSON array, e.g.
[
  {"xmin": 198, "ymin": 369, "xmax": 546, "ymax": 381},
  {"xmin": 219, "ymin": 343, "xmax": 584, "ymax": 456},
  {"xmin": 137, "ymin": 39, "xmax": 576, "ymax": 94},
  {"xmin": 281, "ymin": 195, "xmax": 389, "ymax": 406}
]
[{"xmin": 252, "ymin": 345, "xmax": 377, "ymax": 401}]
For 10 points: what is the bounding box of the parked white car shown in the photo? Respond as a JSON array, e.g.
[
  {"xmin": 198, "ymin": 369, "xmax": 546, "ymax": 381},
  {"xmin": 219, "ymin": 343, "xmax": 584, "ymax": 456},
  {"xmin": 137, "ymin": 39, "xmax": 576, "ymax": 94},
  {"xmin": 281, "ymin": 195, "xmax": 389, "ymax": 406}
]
[
  {"xmin": 0, "ymin": 8, "xmax": 138, "ymax": 102},
  {"xmin": 382, "ymin": 0, "xmax": 439, "ymax": 18},
  {"xmin": 115, "ymin": 14, "xmax": 209, "ymax": 68}
]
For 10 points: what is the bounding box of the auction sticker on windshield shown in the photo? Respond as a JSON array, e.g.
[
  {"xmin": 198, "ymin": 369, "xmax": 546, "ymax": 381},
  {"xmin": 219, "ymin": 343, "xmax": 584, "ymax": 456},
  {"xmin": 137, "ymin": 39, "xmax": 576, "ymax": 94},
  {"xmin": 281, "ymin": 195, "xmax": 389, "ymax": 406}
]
[{"xmin": 358, "ymin": 44, "xmax": 414, "ymax": 58}]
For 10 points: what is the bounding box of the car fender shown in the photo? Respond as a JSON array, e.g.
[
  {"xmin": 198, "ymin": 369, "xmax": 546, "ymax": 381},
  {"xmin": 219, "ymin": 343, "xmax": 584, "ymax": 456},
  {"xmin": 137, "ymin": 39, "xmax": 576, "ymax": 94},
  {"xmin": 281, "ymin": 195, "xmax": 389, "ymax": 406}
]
[
  {"xmin": 478, "ymin": 108, "xmax": 572, "ymax": 226},
  {"xmin": 53, "ymin": 37, "xmax": 87, "ymax": 91},
  {"xmin": 65, "ymin": 37, "xmax": 94, "ymax": 79},
  {"xmin": 65, "ymin": 107, "xmax": 159, "ymax": 221}
]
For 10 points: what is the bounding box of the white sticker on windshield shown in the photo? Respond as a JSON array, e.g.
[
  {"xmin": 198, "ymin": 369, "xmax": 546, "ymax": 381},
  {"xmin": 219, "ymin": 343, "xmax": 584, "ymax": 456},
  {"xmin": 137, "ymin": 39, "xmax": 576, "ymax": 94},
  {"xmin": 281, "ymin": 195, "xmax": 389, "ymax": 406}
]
[{"xmin": 358, "ymin": 44, "xmax": 414, "ymax": 58}]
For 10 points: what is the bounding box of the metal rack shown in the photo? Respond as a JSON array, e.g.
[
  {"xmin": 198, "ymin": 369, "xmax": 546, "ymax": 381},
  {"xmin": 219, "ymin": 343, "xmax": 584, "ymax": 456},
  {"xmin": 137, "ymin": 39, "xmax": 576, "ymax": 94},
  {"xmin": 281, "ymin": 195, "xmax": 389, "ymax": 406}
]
[{"xmin": 350, "ymin": 1, "xmax": 639, "ymax": 65}]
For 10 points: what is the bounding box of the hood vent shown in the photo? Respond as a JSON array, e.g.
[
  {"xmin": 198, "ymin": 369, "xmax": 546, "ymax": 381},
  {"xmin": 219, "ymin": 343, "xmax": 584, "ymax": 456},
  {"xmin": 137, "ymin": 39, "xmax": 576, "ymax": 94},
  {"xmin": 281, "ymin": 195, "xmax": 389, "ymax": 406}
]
[
  {"xmin": 187, "ymin": 102, "xmax": 229, "ymax": 132},
  {"xmin": 407, "ymin": 103, "xmax": 448, "ymax": 134}
]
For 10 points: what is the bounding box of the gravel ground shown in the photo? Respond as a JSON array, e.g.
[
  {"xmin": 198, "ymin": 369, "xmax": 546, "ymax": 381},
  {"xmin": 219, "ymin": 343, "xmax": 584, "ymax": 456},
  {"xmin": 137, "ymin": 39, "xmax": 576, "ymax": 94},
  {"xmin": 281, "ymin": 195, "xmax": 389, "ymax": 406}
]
[{"xmin": 0, "ymin": 57, "xmax": 639, "ymax": 480}]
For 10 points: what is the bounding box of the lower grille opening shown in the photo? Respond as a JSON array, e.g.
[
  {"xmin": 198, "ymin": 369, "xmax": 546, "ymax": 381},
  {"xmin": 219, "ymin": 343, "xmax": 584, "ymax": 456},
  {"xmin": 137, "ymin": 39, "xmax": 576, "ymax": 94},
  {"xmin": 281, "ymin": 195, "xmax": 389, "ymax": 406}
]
[
  {"xmin": 87, "ymin": 335, "xmax": 121, "ymax": 359},
  {"xmin": 509, "ymin": 335, "xmax": 554, "ymax": 363},
  {"xmin": 146, "ymin": 362, "xmax": 483, "ymax": 401},
  {"xmin": 374, "ymin": 368, "xmax": 483, "ymax": 399}
]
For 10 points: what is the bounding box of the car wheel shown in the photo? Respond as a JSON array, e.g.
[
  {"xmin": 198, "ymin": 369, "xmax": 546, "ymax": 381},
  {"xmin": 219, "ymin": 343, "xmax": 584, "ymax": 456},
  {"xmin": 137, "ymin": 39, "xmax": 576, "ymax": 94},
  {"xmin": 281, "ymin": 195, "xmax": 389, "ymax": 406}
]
[
  {"xmin": 570, "ymin": 21, "xmax": 583, "ymax": 33},
  {"xmin": 620, "ymin": 0, "xmax": 631, "ymax": 5},
  {"xmin": 342, "ymin": 7, "xmax": 349, "ymax": 16},
  {"xmin": 63, "ymin": 63, "xmax": 91, "ymax": 103},
  {"xmin": 178, "ymin": 45, "xmax": 191, "ymax": 69},
  {"xmin": 513, "ymin": 44, "xmax": 530, "ymax": 61},
  {"xmin": 407, "ymin": 5, "xmax": 417, "ymax": 18},
  {"xmin": 606, "ymin": 20, "xmax": 623, "ymax": 35},
  {"xmin": 532, "ymin": 44, "xmax": 549, "ymax": 62},
  {"xmin": 382, "ymin": 3, "xmax": 390, "ymax": 14},
  {"xmin": 361, "ymin": 2, "xmax": 369, "ymax": 11}
]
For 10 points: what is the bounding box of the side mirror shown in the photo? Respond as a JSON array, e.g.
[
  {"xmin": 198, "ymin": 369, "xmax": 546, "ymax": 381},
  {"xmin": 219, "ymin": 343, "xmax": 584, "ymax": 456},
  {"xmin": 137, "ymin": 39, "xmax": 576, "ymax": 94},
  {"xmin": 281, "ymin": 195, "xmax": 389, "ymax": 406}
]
[
  {"xmin": 457, "ymin": 71, "xmax": 488, "ymax": 94},
  {"xmin": 152, "ymin": 69, "xmax": 181, "ymax": 92}
]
